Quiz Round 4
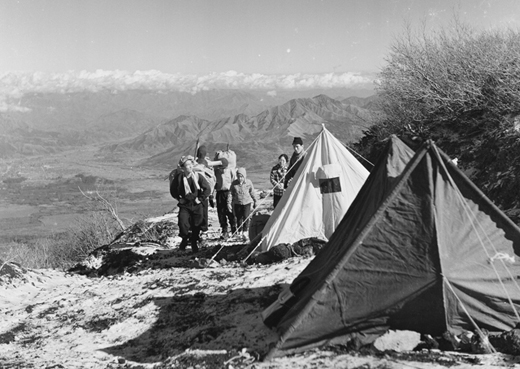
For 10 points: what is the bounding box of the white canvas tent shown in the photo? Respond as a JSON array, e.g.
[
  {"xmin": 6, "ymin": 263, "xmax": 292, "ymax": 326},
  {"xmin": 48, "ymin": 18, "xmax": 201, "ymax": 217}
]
[{"xmin": 258, "ymin": 126, "xmax": 369, "ymax": 252}]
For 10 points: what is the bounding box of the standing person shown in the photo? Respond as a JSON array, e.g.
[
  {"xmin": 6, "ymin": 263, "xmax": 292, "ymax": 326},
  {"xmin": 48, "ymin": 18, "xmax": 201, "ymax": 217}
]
[
  {"xmin": 284, "ymin": 137, "xmax": 306, "ymax": 189},
  {"xmin": 227, "ymin": 167, "xmax": 258, "ymax": 242},
  {"xmin": 270, "ymin": 154, "xmax": 288, "ymax": 209},
  {"xmin": 170, "ymin": 155, "xmax": 211, "ymax": 253},
  {"xmin": 214, "ymin": 152, "xmax": 237, "ymax": 239},
  {"xmin": 195, "ymin": 145, "xmax": 216, "ymax": 237}
]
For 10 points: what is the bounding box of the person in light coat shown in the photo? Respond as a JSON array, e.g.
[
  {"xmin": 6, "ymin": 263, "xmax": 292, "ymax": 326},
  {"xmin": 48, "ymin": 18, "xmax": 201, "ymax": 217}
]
[{"xmin": 227, "ymin": 167, "xmax": 258, "ymax": 242}]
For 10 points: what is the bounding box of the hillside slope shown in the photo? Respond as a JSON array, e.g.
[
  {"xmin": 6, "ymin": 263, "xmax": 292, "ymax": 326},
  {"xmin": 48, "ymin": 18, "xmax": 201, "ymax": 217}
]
[{"xmin": 1, "ymin": 209, "xmax": 515, "ymax": 369}]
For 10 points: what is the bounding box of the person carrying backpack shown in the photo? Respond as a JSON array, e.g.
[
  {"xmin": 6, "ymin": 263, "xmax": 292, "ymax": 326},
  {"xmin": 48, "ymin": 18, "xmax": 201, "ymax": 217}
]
[
  {"xmin": 195, "ymin": 145, "xmax": 216, "ymax": 237},
  {"xmin": 170, "ymin": 155, "xmax": 211, "ymax": 253},
  {"xmin": 214, "ymin": 150, "xmax": 237, "ymax": 239}
]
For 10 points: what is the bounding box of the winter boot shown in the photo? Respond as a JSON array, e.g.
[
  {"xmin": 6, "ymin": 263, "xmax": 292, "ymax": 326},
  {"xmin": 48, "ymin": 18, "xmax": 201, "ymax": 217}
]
[
  {"xmin": 191, "ymin": 235, "xmax": 199, "ymax": 254},
  {"xmin": 229, "ymin": 226, "xmax": 237, "ymax": 240},
  {"xmin": 220, "ymin": 228, "xmax": 228, "ymax": 240},
  {"xmin": 179, "ymin": 237, "xmax": 189, "ymax": 251}
]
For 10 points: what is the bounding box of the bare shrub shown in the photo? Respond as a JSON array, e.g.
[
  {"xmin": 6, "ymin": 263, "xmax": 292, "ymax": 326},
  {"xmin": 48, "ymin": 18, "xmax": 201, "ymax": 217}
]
[
  {"xmin": 3, "ymin": 238, "xmax": 65, "ymax": 270},
  {"xmin": 3, "ymin": 211, "xmax": 120, "ymax": 270},
  {"xmin": 358, "ymin": 20, "xmax": 520, "ymax": 154},
  {"xmin": 356, "ymin": 20, "xmax": 520, "ymax": 222},
  {"xmin": 62, "ymin": 211, "xmax": 121, "ymax": 257},
  {"xmin": 377, "ymin": 21, "xmax": 520, "ymax": 131},
  {"xmin": 79, "ymin": 185, "xmax": 127, "ymax": 232}
]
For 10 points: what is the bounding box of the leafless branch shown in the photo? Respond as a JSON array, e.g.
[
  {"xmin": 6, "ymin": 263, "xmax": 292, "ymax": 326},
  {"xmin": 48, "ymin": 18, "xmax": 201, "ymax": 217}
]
[{"xmin": 78, "ymin": 187, "xmax": 126, "ymax": 231}]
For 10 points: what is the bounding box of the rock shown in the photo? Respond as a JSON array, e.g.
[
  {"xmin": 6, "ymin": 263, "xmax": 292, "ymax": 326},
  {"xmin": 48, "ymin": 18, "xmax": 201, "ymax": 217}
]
[
  {"xmin": 470, "ymin": 329, "xmax": 493, "ymax": 354},
  {"xmin": 414, "ymin": 334, "xmax": 439, "ymax": 350},
  {"xmin": 442, "ymin": 330, "xmax": 461, "ymax": 350},
  {"xmin": 373, "ymin": 330, "xmax": 421, "ymax": 352},
  {"xmin": 490, "ymin": 326, "xmax": 520, "ymax": 355}
]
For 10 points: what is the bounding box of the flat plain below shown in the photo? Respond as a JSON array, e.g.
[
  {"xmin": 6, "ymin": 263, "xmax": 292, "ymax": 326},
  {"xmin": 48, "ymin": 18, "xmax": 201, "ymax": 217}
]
[
  {"xmin": 0, "ymin": 146, "xmax": 171, "ymax": 248},
  {"xmin": 0, "ymin": 146, "xmax": 272, "ymax": 250}
]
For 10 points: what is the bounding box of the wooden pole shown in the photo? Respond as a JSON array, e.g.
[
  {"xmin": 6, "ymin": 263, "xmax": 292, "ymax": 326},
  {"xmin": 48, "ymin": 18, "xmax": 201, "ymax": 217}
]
[{"xmin": 194, "ymin": 138, "xmax": 200, "ymax": 158}]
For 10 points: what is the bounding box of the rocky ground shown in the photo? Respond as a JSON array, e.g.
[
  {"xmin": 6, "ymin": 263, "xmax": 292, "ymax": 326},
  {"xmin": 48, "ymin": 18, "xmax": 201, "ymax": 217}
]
[{"xmin": 1, "ymin": 207, "xmax": 520, "ymax": 369}]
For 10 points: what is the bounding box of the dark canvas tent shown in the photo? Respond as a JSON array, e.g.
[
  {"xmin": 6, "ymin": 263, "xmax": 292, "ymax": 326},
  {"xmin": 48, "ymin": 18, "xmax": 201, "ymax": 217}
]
[
  {"xmin": 265, "ymin": 139, "xmax": 520, "ymax": 359},
  {"xmin": 262, "ymin": 135, "xmax": 415, "ymax": 326}
]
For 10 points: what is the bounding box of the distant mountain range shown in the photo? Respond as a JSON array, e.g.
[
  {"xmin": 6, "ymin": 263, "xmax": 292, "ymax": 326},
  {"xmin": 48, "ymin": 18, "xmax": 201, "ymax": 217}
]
[
  {"xmin": 106, "ymin": 94, "xmax": 381, "ymax": 171},
  {"xmin": 0, "ymin": 88, "xmax": 379, "ymax": 166}
]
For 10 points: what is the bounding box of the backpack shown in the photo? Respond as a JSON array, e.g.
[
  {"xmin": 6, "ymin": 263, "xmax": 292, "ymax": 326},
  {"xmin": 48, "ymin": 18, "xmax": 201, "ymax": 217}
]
[
  {"xmin": 169, "ymin": 167, "xmax": 182, "ymax": 189},
  {"xmin": 193, "ymin": 162, "xmax": 216, "ymax": 191},
  {"xmin": 214, "ymin": 149, "xmax": 237, "ymax": 169},
  {"xmin": 214, "ymin": 149, "xmax": 237, "ymax": 191},
  {"xmin": 169, "ymin": 164, "xmax": 215, "ymax": 198}
]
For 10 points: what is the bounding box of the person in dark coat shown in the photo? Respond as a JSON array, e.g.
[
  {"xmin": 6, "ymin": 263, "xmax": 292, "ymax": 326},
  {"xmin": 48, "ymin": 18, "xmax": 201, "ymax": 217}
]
[
  {"xmin": 170, "ymin": 155, "xmax": 211, "ymax": 253},
  {"xmin": 195, "ymin": 145, "xmax": 215, "ymax": 234},
  {"xmin": 284, "ymin": 137, "xmax": 306, "ymax": 188}
]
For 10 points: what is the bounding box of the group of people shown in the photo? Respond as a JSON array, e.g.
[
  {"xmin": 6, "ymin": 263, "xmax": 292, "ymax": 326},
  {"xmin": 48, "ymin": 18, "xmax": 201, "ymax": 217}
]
[{"xmin": 170, "ymin": 137, "xmax": 306, "ymax": 253}]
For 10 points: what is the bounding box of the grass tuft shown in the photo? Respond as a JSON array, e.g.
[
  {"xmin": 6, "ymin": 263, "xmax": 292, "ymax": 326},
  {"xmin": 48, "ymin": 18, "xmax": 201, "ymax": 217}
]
[{"xmin": 2, "ymin": 211, "xmax": 120, "ymax": 270}]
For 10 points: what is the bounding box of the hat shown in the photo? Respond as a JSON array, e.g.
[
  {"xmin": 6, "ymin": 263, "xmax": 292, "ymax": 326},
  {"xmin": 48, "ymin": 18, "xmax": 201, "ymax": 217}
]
[
  {"xmin": 292, "ymin": 137, "xmax": 303, "ymax": 146},
  {"xmin": 236, "ymin": 167, "xmax": 247, "ymax": 178},
  {"xmin": 178, "ymin": 155, "xmax": 195, "ymax": 167},
  {"xmin": 196, "ymin": 145, "xmax": 207, "ymax": 159}
]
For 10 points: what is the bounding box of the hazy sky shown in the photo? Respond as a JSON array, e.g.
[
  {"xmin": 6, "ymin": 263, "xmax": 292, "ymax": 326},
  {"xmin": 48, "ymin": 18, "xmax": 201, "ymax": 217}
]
[{"xmin": 1, "ymin": 0, "xmax": 520, "ymax": 75}]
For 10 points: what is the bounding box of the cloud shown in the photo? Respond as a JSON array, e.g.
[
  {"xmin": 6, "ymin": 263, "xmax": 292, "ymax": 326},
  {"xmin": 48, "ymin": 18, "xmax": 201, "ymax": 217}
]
[{"xmin": 0, "ymin": 70, "xmax": 375, "ymax": 111}]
